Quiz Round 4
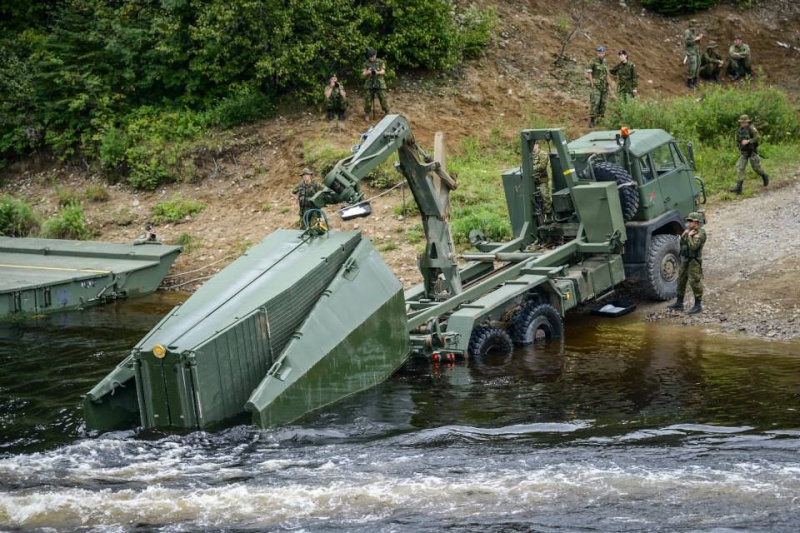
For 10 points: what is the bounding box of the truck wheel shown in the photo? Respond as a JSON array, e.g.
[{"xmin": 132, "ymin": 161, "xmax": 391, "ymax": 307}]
[
  {"xmin": 510, "ymin": 303, "xmax": 564, "ymax": 346},
  {"xmin": 641, "ymin": 234, "xmax": 680, "ymax": 300},
  {"xmin": 592, "ymin": 162, "xmax": 639, "ymax": 221},
  {"xmin": 468, "ymin": 327, "xmax": 513, "ymax": 359}
]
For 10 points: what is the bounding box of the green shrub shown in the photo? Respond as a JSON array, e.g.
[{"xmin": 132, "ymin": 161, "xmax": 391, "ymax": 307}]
[
  {"xmin": 56, "ymin": 188, "xmax": 81, "ymax": 207},
  {"xmin": 84, "ymin": 185, "xmax": 110, "ymax": 202},
  {"xmin": 152, "ymin": 195, "xmax": 206, "ymax": 224},
  {"xmin": 175, "ymin": 232, "xmax": 198, "ymax": 253},
  {"xmin": 0, "ymin": 195, "xmax": 39, "ymax": 236},
  {"xmin": 40, "ymin": 204, "xmax": 91, "ymax": 239}
]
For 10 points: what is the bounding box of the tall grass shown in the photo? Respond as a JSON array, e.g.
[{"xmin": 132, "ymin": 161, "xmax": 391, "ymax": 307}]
[{"xmin": 604, "ymin": 85, "xmax": 800, "ymax": 195}]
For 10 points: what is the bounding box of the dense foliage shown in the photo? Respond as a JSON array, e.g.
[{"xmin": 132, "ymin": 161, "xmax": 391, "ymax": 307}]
[{"xmin": 0, "ymin": 0, "xmax": 496, "ymax": 187}]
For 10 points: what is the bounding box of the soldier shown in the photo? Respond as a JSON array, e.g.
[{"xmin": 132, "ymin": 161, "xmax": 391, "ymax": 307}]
[
  {"xmin": 699, "ymin": 41, "xmax": 724, "ymax": 82},
  {"xmin": 324, "ymin": 74, "xmax": 348, "ymax": 120},
  {"xmin": 531, "ymin": 140, "xmax": 552, "ymax": 219},
  {"xmin": 609, "ymin": 49, "xmax": 638, "ymax": 99},
  {"xmin": 668, "ymin": 212, "xmax": 706, "ymax": 315},
  {"xmin": 291, "ymin": 168, "xmax": 323, "ymax": 226},
  {"xmin": 683, "ymin": 20, "xmax": 704, "ymax": 89},
  {"xmin": 362, "ymin": 48, "xmax": 389, "ymax": 120},
  {"xmin": 586, "ymin": 46, "xmax": 609, "ymax": 129},
  {"xmin": 727, "ymin": 36, "xmax": 752, "ymax": 81},
  {"xmin": 134, "ymin": 222, "xmax": 161, "ymax": 245},
  {"xmin": 729, "ymin": 114, "xmax": 769, "ymax": 194}
]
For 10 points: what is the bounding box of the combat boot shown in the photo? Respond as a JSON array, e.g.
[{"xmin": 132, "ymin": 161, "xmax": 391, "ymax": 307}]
[
  {"xmin": 338, "ymin": 111, "xmax": 345, "ymax": 120},
  {"xmin": 692, "ymin": 77, "xmax": 699, "ymax": 88},
  {"xmin": 728, "ymin": 181, "xmax": 743, "ymax": 194},
  {"xmin": 687, "ymin": 78, "xmax": 694, "ymax": 89},
  {"xmin": 761, "ymin": 173, "xmax": 769, "ymax": 187},
  {"xmin": 589, "ymin": 118, "xmax": 595, "ymax": 129},
  {"xmin": 731, "ymin": 72, "xmax": 741, "ymax": 81},
  {"xmin": 687, "ymin": 299, "xmax": 703, "ymax": 315},
  {"xmin": 327, "ymin": 111, "xmax": 334, "ymax": 121},
  {"xmin": 667, "ymin": 297, "xmax": 684, "ymax": 311}
]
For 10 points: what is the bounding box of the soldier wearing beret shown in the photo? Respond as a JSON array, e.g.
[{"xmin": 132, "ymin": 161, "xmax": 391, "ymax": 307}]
[{"xmin": 609, "ymin": 49, "xmax": 638, "ymax": 99}]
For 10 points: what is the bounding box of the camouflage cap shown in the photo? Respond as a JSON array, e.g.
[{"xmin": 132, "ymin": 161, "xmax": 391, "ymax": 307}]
[
  {"xmin": 686, "ymin": 212, "xmax": 702, "ymax": 222},
  {"xmin": 707, "ymin": 41, "xmax": 718, "ymax": 48},
  {"xmin": 738, "ymin": 114, "xmax": 750, "ymax": 122},
  {"xmin": 734, "ymin": 35, "xmax": 742, "ymax": 40},
  {"xmin": 301, "ymin": 167, "xmax": 314, "ymax": 176},
  {"xmin": 366, "ymin": 48, "xmax": 377, "ymax": 58}
]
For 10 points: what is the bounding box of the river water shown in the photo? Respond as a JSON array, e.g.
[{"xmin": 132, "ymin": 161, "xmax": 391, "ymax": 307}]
[{"xmin": 1, "ymin": 294, "xmax": 799, "ymax": 532}]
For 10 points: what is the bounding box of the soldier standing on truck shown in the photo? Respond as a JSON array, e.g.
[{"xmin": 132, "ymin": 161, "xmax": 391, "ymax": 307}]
[
  {"xmin": 362, "ymin": 48, "xmax": 389, "ymax": 121},
  {"xmin": 609, "ymin": 49, "xmax": 638, "ymax": 99},
  {"xmin": 668, "ymin": 212, "xmax": 706, "ymax": 315},
  {"xmin": 291, "ymin": 168, "xmax": 323, "ymax": 227},
  {"xmin": 683, "ymin": 20, "xmax": 704, "ymax": 89},
  {"xmin": 728, "ymin": 114, "xmax": 769, "ymax": 194},
  {"xmin": 531, "ymin": 140, "xmax": 552, "ymax": 219},
  {"xmin": 586, "ymin": 46, "xmax": 609, "ymax": 129}
]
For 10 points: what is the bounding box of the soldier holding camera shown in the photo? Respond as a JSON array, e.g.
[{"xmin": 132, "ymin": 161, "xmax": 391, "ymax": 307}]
[
  {"xmin": 362, "ymin": 48, "xmax": 390, "ymax": 120},
  {"xmin": 324, "ymin": 74, "xmax": 348, "ymax": 120}
]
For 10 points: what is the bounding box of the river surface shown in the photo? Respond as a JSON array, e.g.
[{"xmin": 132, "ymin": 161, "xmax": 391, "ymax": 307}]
[{"xmin": 1, "ymin": 294, "xmax": 799, "ymax": 532}]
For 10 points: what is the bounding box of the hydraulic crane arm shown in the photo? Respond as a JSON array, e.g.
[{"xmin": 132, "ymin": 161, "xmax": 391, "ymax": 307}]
[{"xmin": 310, "ymin": 114, "xmax": 462, "ymax": 299}]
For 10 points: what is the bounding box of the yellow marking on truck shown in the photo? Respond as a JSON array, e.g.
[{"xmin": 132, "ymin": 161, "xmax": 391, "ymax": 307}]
[{"xmin": 0, "ymin": 263, "xmax": 110, "ymax": 274}]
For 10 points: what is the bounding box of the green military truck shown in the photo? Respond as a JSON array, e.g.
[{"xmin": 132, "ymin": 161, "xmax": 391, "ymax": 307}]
[{"xmin": 85, "ymin": 116, "xmax": 705, "ymax": 432}]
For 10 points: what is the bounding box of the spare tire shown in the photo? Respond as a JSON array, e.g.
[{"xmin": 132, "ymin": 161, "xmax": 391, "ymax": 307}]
[{"xmin": 592, "ymin": 161, "xmax": 639, "ymax": 222}]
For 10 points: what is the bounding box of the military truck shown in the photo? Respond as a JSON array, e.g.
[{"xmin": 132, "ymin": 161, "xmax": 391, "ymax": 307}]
[{"xmin": 85, "ymin": 115, "xmax": 704, "ymax": 432}]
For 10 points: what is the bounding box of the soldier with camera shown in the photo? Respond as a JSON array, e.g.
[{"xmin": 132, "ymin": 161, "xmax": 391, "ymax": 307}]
[
  {"xmin": 324, "ymin": 74, "xmax": 348, "ymax": 120},
  {"xmin": 362, "ymin": 48, "xmax": 390, "ymax": 121}
]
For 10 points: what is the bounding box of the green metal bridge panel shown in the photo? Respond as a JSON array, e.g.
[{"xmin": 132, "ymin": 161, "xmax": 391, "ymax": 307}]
[
  {"xmin": 0, "ymin": 237, "xmax": 181, "ymax": 318},
  {"xmin": 246, "ymin": 239, "xmax": 409, "ymax": 428}
]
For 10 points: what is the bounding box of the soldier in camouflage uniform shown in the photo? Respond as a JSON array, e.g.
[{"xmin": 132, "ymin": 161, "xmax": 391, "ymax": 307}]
[
  {"xmin": 683, "ymin": 21, "xmax": 704, "ymax": 89},
  {"xmin": 726, "ymin": 36, "xmax": 752, "ymax": 81},
  {"xmin": 729, "ymin": 114, "xmax": 769, "ymax": 194},
  {"xmin": 531, "ymin": 140, "xmax": 552, "ymax": 219},
  {"xmin": 324, "ymin": 74, "xmax": 348, "ymax": 120},
  {"xmin": 362, "ymin": 49, "xmax": 389, "ymax": 120},
  {"xmin": 291, "ymin": 168, "xmax": 323, "ymax": 226},
  {"xmin": 699, "ymin": 41, "xmax": 724, "ymax": 82},
  {"xmin": 586, "ymin": 46, "xmax": 609, "ymax": 129},
  {"xmin": 609, "ymin": 49, "xmax": 638, "ymax": 99},
  {"xmin": 668, "ymin": 212, "xmax": 706, "ymax": 315}
]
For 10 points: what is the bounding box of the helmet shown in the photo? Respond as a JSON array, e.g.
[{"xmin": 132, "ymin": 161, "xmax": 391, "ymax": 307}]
[
  {"xmin": 686, "ymin": 212, "xmax": 702, "ymax": 222},
  {"xmin": 301, "ymin": 167, "xmax": 314, "ymax": 176},
  {"xmin": 366, "ymin": 48, "xmax": 377, "ymax": 58},
  {"xmin": 738, "ymin": 114, "xmax": 750, "ymax": 122}
]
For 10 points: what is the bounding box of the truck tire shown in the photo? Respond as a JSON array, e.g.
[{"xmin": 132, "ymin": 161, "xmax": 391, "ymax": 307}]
[
  {"xmin": 592, "ymin": 162, "xmax": 639, "ymax": 221},
  {"xmin": 641, "ymin": 234, "xmax": 680, "ymax": 300},
  {"xmin": 468, "ymin": 327, "xmax": 513, "ymax": 359},
  {"xmin": 509, "ymin": 303, "xmax": 564, "ymax": 346}
]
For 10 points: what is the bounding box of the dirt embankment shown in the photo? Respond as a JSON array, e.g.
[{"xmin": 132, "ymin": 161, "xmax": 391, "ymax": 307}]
[{"xmin": 2, "ymin": 0, "xmax": 800, "ymax": 340}]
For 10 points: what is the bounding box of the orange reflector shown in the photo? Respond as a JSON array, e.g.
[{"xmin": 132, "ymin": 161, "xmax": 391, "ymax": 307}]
[
  {"xmin": 152, "ymin": 344, "xmax": 167, "ymax": 359},
  {"xmin": 620, "ymin": 127, "xmax": 630, "ymax": 138}
]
